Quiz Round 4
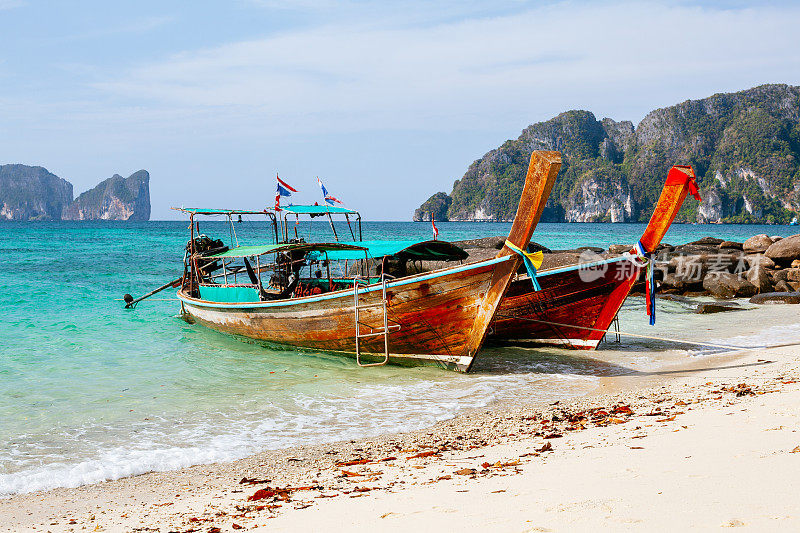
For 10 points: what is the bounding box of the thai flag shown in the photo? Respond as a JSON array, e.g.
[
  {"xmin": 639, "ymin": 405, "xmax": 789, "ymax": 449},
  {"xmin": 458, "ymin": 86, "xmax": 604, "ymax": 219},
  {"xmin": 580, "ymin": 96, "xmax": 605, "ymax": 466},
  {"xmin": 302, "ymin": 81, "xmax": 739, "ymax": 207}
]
[
  {"xmin": 274, "ymin": 174, "xmax": 297, "ymax": 211},
  {"xmin": 317, "ymin": 177, "xmax": 343, "ymax": 205},
  {"xmin": 431, "ymin": 213, "xmax": 438, "ymax": 240}
]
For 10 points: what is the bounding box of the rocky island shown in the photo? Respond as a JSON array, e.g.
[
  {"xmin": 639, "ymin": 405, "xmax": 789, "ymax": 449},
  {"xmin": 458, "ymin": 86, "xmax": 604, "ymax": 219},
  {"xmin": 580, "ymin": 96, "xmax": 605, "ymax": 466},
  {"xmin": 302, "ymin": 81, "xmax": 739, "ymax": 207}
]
[
  {"xmin": 415, "ymin": 84, "xmax": 800, "ymax": 224},
  {"xmin": 61, "ymin": 170, "xmax": 150, "ymax": 221},
  {"xmin": 0, "ymin": 165, "xmax": 73, "ymax": 221},
  {"xmin": 0, "ymin": 166, "xmax": 150, "ymax": 221}
]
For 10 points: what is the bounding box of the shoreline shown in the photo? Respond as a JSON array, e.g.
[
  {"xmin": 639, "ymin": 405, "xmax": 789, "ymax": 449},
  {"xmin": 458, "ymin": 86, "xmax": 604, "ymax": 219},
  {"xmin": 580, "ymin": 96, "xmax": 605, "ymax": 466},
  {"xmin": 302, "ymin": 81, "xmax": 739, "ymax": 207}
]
[{"xmin": 4, "ymin": 305, "xmax": 800, "ymax": 531}]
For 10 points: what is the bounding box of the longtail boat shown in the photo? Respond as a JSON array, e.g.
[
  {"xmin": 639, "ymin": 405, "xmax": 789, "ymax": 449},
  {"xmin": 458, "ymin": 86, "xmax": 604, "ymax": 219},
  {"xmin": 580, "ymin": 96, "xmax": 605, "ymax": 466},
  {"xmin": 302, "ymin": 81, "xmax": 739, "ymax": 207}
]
[
  {"xmin": 175, "ymin": 151, "xmax": 561, "ymax": 371},
  {"xmin": 488, "ymin": 165, "xmax": 701, "ymax": 349}
]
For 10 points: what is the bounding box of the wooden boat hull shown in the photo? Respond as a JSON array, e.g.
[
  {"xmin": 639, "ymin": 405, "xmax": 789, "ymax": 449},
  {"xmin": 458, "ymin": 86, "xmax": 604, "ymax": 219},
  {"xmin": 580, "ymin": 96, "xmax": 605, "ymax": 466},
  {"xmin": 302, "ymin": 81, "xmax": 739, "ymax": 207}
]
[
  {"xmin": 489, "ymin": 164, "xmax": 701, "ymax": 350},
  {"xmin": 177, "ymin": 151, "xmax": 563, "ymax": 372},
  {"xmin": 490, "ymin": 257, "xmax": 641, "ymax": 349},
  {"xmin": 179, "ymin": 256, "xmax": 512, "ymax": 372}
]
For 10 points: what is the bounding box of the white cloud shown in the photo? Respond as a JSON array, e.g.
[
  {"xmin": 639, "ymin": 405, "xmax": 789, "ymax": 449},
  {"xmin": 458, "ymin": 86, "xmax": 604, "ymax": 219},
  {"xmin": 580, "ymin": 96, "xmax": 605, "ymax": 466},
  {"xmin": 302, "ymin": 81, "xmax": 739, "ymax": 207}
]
[{"xmin": 91, "ymin": 1, "xmax": 800, "ymax": 136}]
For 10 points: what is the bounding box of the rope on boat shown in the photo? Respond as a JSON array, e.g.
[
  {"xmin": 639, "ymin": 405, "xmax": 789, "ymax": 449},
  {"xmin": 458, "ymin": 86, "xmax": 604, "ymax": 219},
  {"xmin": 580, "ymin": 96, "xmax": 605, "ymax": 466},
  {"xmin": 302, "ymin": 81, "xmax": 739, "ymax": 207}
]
[{"xmin": 493, "ymin": 314, "xmax": 800, "ymax": 354}]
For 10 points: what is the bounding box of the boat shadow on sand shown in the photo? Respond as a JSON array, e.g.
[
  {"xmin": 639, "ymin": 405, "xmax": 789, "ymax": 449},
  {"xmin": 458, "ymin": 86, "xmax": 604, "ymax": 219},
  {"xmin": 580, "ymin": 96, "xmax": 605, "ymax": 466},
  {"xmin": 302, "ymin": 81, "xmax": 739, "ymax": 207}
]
[
  {"xmin": 180, "ymin": 318, "xmax": 772, "ymax": 380},
  {"xmin": 472, "ymin": 343, "xmax": 774, "ymax": 378}
]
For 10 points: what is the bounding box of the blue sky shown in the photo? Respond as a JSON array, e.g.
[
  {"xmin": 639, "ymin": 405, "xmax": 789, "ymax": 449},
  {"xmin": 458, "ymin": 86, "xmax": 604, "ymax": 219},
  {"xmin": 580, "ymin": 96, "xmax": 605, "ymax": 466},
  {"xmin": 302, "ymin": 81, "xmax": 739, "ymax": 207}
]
[{"xmin": 1, "ymin": 1, "xmax": 798, "ymax": 220}]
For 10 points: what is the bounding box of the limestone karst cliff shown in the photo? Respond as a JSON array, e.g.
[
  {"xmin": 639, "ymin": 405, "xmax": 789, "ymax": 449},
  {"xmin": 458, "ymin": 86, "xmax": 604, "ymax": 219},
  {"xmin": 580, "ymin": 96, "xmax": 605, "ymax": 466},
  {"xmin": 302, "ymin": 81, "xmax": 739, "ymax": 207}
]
[
  {"xmin": 0, "ymin": 165, "xmax": 73, "ymax": 220},
  {"xmin": 62, "ymin": 171, "xmax": 150, "ymax": 221},
  {"xmin": 0, "ymin": 166, "xmax": 151, "ymax": 221},
  {"xmin": 414, "ymin": 84, "xmax": 800, "ymax": 224}
]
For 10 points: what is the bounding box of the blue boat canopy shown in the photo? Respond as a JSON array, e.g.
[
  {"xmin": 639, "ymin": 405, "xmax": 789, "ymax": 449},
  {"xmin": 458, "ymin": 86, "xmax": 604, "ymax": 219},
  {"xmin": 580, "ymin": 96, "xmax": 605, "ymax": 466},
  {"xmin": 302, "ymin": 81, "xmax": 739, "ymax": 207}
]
[
  {"xmin": 208, "ymin": 242, "xmax": 367, "ymax": 259},
  {"xmin": 307, "ymin": 240, "xmax": 468, "ymax": 262},
  {"xmin": 172, "ymin": 207, "xmax": 273, "ymax": 215},
  {"xmin": 203, "ymin": 237, "xmax": 467, "ymax": 262},
  {"xmin": 281, "ymin": 205, "xmax": 358, "ymax": 215}
]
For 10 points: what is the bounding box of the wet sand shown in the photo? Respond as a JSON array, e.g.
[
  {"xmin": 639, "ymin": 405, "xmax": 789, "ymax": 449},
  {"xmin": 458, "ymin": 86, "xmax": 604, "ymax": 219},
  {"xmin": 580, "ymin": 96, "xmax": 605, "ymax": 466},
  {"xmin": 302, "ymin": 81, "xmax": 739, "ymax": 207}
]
[{"xmin": 2, "ymin": 305, "xmax": 800, "ymax": 532}]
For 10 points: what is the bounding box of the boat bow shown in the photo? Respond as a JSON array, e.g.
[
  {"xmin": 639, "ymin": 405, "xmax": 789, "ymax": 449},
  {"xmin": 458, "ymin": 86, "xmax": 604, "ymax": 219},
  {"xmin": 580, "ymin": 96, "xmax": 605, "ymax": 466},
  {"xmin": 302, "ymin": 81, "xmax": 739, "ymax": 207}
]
[{"xmin": 463, "ymin": 151, "xmax": 561, "ymax": 368}]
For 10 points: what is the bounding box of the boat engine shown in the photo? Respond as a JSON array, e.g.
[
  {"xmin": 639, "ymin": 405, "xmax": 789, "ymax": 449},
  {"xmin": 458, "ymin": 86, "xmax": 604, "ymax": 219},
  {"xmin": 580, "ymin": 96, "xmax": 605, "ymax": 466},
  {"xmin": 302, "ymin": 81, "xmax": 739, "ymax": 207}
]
[
  {"xmin": 265, "ymin": 242, "xmax": 306, "ymax": 300},
  {"xmin": 186, "ymin": 235, "xmax": 228, "ymax": 280}
]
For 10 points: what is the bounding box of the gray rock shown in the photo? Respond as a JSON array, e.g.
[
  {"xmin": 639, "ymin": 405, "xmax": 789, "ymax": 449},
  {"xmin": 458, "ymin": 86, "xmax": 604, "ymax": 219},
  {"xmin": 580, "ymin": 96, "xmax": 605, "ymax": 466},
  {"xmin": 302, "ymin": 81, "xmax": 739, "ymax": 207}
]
[
  {"xmin": 668, "ymin": 253, "xmax": 743, "ymax": 277},
  {"xmin": 539, "ymin": 252, "xmax": 583, "ymax": 270},
  {"xmin": 695, "ymin": 303, "xmax": 743, "ymax": 314},
  {"xmin": 702, "ymin": 273, "xmax": 757, "ymax": 299},
  {"xmin": 461, "ymin": 247, "xmax": 498, "ymax": 263},
  {"xmin": 661, "ymin": 271, "xmax": 704, "ymax": 292},
  {"xmin": 690, "ymin": 236, "xmax": 725, "ymax": 246},
  {"xmin": 453, "ymin": 236, "xmax": 552, "ymax": 254},
  {"xmin": 745, "ymin": 254, "xmax": 775, "ymax": 270},
  {"xmin": 771, "ymin": 269, "xmax": 789, "ymax": 282},
  {"xmin": 745, "ymin": 267, "xmax": 773, "ymax": 293},
  {"xmin": 774, "ymin": 280, "xmax": 793, "ymax": 292},
  {"xmin": 527, "ymin": 242, "xmax": 552, "ymax": 254},
  {"xmin": 743, "ymin": 234, "xmax": 774, "ymax": 253},
  {"xmin": 661, "ymin": 273, "xmax": 691, "ymax": 292},
  {"xmin": 749, "ymin": 292, "xmax": 800, "ymax": 305},
  {"xmin": 552, "ymin": 246, "xmax": 604, "ymax": 254},
  {"xmin": 765, "ymin": 234, "xmax": 800, "ymax": 265},
  {"xmin": 718, "ymin": 241, "xmax": 743, "ymax": 250},
  {"xmin": 787, "ymin": 268, "xmax": 800, "ymax": 282},
  {"xmin": 668, "ymin": 255, "xmax": 704, "ymax": 275},
  {"xmin": 608, "ymin": 244, "xmax": 633, "ymax": 254},
  {"xmin": 673, "ymin": 244, "xmax": 722, "ymax": 255},
  {"xmin": 658, "ymin": 294, "xmax": 697, "ymax": 304},
  {"xmin": 453, "ymin": 236, "xmax": 506, "ymax": 250}
]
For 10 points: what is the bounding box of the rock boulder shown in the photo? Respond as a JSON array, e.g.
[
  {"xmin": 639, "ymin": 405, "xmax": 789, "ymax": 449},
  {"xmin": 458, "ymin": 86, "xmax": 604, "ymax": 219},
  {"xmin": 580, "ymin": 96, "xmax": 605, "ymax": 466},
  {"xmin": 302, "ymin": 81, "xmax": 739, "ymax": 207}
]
[
  {"xmin": 702, "ymin": 273, "xmax": 757, "ymax": 299},
  {"xmin": 719, "ymin": 241, "xmax": 743, "ymax": 250},
  {"xmin": 608, "ymin": 244, "xmax": 632, "ymax": 254},
  {"xmin": 749, "ymin": 292, "xmax": 800, "ymax": 305},
  {"xmin": 695, "ymin": 302, "xmax": 742, "ymax": 314},
  {"xmin": 745, "ymin": 267, "xmax": 773, "ymax": 293},
  {"xmin": 743, "ymin": 234, "xmax": 774, "ymax": 253},
  {"xmin": 765, "ymin": 234, "xmax": 800, "ymax": 265},
  {"xmin": 745, "ymin": 254, "xmax": 775, "ymax": 270}
]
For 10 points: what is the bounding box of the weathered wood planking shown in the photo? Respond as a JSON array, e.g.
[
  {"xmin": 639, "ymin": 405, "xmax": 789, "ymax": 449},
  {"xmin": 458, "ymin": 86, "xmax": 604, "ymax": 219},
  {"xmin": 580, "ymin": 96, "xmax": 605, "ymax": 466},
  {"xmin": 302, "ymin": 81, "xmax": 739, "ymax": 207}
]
[
  {"xmin": 491, "ymin": 259, "xmax": 641, "ymax": 349},
  {"xmin": 178, "ymin": 151, "xmax": 563, "ymax": 372},
  {"xmin": 490, "ymin": 164, "xmax": 700, "ymax": 349},
  {"xmin": 181, "ymin": 258, "xmax": 503, "ymax": 371}
]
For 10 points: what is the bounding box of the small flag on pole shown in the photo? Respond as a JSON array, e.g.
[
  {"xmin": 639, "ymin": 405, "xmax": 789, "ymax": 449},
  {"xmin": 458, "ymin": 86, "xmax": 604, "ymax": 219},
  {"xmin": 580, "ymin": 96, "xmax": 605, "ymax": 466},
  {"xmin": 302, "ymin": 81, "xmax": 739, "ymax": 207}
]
[
  {"xmin": 431, "ymin": 212, "xmax": 438, "ymax": 240},
  {"xmin": 274, "ymin": 174, "xmax": 298, "ymax": 211},
  {"xmin": 317, "ymin": 177, "xmax": 343, "ymax": 205}
]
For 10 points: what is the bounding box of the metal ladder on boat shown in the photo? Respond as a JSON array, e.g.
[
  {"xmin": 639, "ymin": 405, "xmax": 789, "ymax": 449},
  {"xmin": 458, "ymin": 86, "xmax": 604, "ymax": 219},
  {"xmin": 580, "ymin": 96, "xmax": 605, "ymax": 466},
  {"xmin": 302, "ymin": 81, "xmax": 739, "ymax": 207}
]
[{"xmin": 353, "ymin": 277, "xmax": 400, "ymax": 367}]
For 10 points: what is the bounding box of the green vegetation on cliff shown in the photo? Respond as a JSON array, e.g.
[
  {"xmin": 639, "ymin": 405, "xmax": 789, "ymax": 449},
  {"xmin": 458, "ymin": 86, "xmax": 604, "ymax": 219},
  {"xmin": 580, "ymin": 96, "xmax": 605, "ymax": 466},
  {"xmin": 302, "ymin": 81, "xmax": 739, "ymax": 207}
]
[
  {"xmin": 414, "ymin": 84, "xmax": 800, "ymax": 224},
  {"xmin": 0, "ymin": 165, "xmax": 73, "ymax": 220}
]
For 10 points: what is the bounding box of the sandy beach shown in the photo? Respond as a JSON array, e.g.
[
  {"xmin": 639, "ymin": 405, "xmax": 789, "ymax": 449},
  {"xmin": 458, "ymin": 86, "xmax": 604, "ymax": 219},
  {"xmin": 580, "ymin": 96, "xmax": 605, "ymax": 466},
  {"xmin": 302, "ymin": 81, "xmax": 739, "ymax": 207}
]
[{"xmin": 2, "ymin": 304, "xmax": 800, "ymax": 532}]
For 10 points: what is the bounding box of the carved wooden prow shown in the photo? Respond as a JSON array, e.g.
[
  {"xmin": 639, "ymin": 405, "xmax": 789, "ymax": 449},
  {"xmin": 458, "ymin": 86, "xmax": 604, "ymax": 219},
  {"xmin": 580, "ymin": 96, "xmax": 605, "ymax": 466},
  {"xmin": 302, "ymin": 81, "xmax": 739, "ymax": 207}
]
[
  {"xmin": 462, "ymin": 150, "xmax": 561, "ymax": 369},
  {"xmin": 638, "ymin": 165, "xmax": 701, "ymax": 253}
]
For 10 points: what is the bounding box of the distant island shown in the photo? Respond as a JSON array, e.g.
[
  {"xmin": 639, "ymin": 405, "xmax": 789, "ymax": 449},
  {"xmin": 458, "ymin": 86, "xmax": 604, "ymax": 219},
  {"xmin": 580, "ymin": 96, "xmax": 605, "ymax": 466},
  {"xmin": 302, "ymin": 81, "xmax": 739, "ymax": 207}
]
[
  {"xmin": 0, "ymin": 166, "xmax": 150, "ymax": 221},
  {"xmin": 414, "ymin": 84, "xmax": 800, "ymax": 224}
]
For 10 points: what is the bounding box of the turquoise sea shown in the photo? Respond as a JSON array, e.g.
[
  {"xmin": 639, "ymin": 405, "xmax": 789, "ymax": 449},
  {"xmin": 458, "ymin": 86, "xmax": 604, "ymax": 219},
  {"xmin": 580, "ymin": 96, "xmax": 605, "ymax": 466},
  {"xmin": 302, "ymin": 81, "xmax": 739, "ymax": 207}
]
[{"xmin": 2, "ymin": 220, "xmax": 800, "ymax": 496}]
